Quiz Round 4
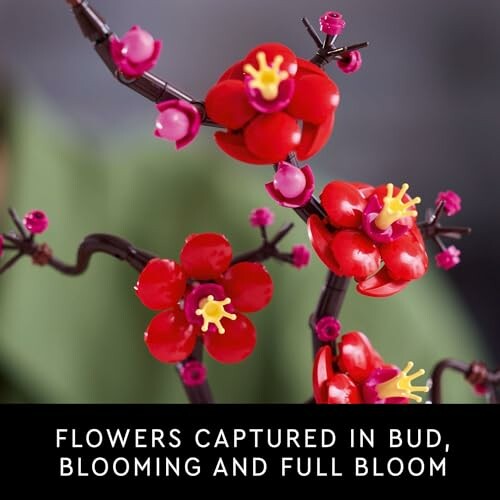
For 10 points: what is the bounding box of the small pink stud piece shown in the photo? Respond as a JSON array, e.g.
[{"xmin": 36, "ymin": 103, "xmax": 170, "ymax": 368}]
[
  {"xmin": 319, "ymin": 11, "xmax": 346, "ymax": 36},
  {"xmin": 265, "ymin": 161, "xmax": 315, "ymax": 208},
  {"xmin": 154, "ymin": 100, "xmax": 201, "ymax": 149},
  {"xmin": 435, "ymin": 190, "xmax": 462, "ymax": 216},
  {"xmin": 110, "ymin": 26, "xmax": 162, "ymax": 78},
  {"xmin": 435, "ymin": 245, "xmax": 461, "ymax": 270},
  {"xmin": 0, "ymin": 234, "xmax": 3, "ymax": 258},
  {"xmin": 337, "ymin": 50, "xmax": 362, "ymax": 74},
  {"xmin": 180, "ymin": 360, "xmax": 207, "ymax": 387},
  {"xmin": 315, "ymin": 316, "xmax": 341, "ymax": 342},
  {"xmin": 23, "ymin": 210, "xmax": 49, "ymax": 235},
  {"xmin": 473, "ymin": 383, "xmax": 488, "ymax": 396},
  {"xmin": 249, "ymin": 207, "xmax": 275, "ymax": 228},
  {"xmin": 291, "ymin": 244, "xmax": 311, "ymax": 269}
]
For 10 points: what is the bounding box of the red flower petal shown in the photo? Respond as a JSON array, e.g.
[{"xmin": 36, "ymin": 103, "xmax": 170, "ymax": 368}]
[
  {"xmin": 244, "ymin": 112, "xmax": 301, "ymax": 163},
  {"xmin": 217, "ymin": 60, "xmax": 244, "ymax": 82},
  {"xmin": 205, "ymin": 80, "xmax": 257, "ymax": 130},
  {"xmin": 214, "ymin": 130, "xmax": 271, "ymax": 165},
  {"xmin": 204, "ymin": 313, "xmax": 256, "ymax": 363},
  {"xmin": 379, "ymin": 230, "xmax": 429, "ymax": 281},
  {"xmin": 313, "ymin": 345, "xmax": 335, "ymax": 404},
  {"xmin": 350, "ymin": 182, "xmax": 376, "ymax": 199},
  {"xmin": 244, "ymin": 43, "xmax": 298, "ymax": 77},
  {"xmin": 287, "ymin": 74, "xmax": 339, "ymax": 124},
  {"xmin": 320, "ymin": 180, "xmax": 367, "ymax": 229},
  {"xmin": 180, "ymin": 233, "xmax": 233, "ymax": 280},
  {"xmin": 338, "ymin": 331, "xmax": 383, "ymax": 384},
  {"xmin": 327, "ymin": 374, "xmax": 362, "ymax": 404},
  {"xmin": 135, "ymin": 258, "xmax": 187, "ymax": 311},
  {"xmin": 297, "ymin": 58, "xmax": 328, "ymax": 77},
  {"xmin": 220, "ymin": 262, "xmax": 273, "ymax": 313},
  {"xmin": 329, "ymin": 230, "xmax": 381, "ymax": 279},
  {"xmin": 296, "ymin": 112, "xmax": 335, "ymax": 161},
  {"xmin": 144, "ymin": 307, "xmax": 198, "ymax": 363},
  {"xmin": 356, "ymin": 267, "xmax": 410, "ymax": 297},
  {"xmin": 307, "ymin": 214, "xmax": 342, "ymax": 274}
]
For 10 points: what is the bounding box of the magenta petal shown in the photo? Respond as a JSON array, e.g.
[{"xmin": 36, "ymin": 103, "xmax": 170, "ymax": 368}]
[
  {"xmin": 265, "ymin": 165, "xmax": 315, "ymax": 208},
  {"xmin": 362, "ymin": 195, "xmax": 410, "ymax": 244},
  {"xmin": 155, "ymin": 100, "xmax": 201, "ymax": 149},
  {"xmin": 245, "ymin": 77, "xmax": 295, "ymax": 113},
  {"xmin": 109, "ymin": 27, "xmax": 162, "ymax": 78}
]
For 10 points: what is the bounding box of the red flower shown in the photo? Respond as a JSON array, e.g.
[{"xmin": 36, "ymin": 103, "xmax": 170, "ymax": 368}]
[
  {"xmin": 205, "ymin": 43, "xmax": 339, "ymax": 165},
  {"xmin": 135, "ymin": 233, "xmax": 273, "ymax": 364},
  {"xmin": 308, "ymin": 180, "xmax": 428, "ymax": 297},
  {"xmin": 313, "ymin": 332, "xmax": 428, "ymax": 404}
]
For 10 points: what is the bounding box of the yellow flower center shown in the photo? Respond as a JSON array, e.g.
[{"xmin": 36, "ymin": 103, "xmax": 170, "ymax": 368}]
[
  {"xmin": 243, "ymin": 51, "xmax": 289, "ymax": 101},
  {"xmin": 195, "ymin": 295, "xmax": 237, "ymax": 334},
  {"xmin": 374, "ymin": 183, "xmax": 422, "ymax": 231},
  {"xmin": 376, "ymin": 361, "xmax": 429, "ymax": 403}
]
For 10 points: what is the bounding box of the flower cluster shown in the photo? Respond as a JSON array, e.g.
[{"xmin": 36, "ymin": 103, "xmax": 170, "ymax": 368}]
[
  {"xmin": 135, "ymin": 233, "xmax": 273, "ymax": 364},
  {"xmin": 308, "ymin": 180, "xmax": 428, "ymax": 297},
  {"xmin": 313, "ymin": 331, "xmax": 429, "ymax": 404},
  {"xmin": 205, "ymin": 43, "xmax": 339, "ymax": 164}
]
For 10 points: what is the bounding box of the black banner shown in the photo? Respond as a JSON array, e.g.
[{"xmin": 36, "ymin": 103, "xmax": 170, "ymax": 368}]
[{"xmin": 0, "ymin": 405, "xmax": 497, "ymax": 487}]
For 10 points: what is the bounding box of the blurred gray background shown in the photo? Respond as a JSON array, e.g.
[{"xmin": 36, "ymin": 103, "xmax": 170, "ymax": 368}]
[{"xmin": 0, "ymin": 0, "xmax": 499, "ymax": 357}]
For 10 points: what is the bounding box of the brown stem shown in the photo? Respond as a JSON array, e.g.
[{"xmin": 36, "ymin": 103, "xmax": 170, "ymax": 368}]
[
  {"xmin": 67, "ymin": 0, "xmax": 218, "ymax": 126},
  {"xmin": 431, "ymin": 359, "xmax": 499, "ymax": 404}
]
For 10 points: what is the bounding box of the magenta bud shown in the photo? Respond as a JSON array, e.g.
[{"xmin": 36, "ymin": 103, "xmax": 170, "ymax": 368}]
[
  {"xmin": 319, "ymin": 11, "xmax": 346, "ymax": 36},
  {"xmin": 265, "ymin": 162, "xmax": 315, "ymax": 208},
  {"xmin": 435, "ymin": 246, "xmax": 461, "ymax": 271},
  {"xmin": 23, "ymin": 210, "xmax": 49, "ymax": 234},
  {"xmin": 315, "ymin": 316, "xmax": 341, "ymax": 342},
  {"xmin": 109, "ymin": 26, "xmax": 162, "ymax": 78},
  {"xmin": 249, "ymin": 207, "xmax": 275, "ymax": 228},
  {"xmin": 180, "ymin": 360, "xmax": 207, "ymax": 387},
  {"xmin": 337, "ymin": 50, "xmax": 362, "ymax": 74},
  {"xmin": 154, "ymin": 100, "xmax": 201, "ymax": 149},
  {"xmin": 291, "ymin": 244, "xmax": 311, "ymax": 269}
]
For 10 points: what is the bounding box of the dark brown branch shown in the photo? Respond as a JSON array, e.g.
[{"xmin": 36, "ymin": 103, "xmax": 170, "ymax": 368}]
[
  {"xmin": 67, "ymin": 0, "xmax": 218, "ymax": 126},
  {"xmin": 431, "ymin": 359, "xmax": 499, "ymax": 404},
  {"xmin": 419, "ymin": 201, "xmax": 472, "ymax": 241}
]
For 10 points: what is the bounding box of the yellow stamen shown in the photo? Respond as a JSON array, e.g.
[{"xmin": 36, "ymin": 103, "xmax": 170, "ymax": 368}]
[
  {"xmin": 243, "ymin": 51, "xmax": 289, "ymax": 101},
  {"xmin": 195, "ymin": 295, "xmax": 237, "ymax": 334},
  {"xmin": 374, "ymin": 183, "xmax": 422, "ymax": 230},
  {"xmin": 376, "ymin": 361, "xmax": 429, "ymax": 403}
]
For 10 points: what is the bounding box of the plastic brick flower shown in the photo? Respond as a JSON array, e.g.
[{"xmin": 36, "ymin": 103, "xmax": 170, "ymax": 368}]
[
  {"xmin": 435, "ymin": 245, "xmax": 461, "ymax": 270},
  {"xmin": 110, "ymin": 25, "xmax": 162, "ymax": 78},
  {"xmin": 313, "ymin": 331, "xmax": 429, "ymax": 404},
  {"xmin": 23, "ymin": 210, "xmax": 49, "ymax": 234},
  {"xmin": 308, "ymin": 181, "xmax": 428, "ymax": 297},
  {"xmin": 205, "ymin": 43, "xmax": 340, "ymax": 165},
  {"xmin": 135, "ymin": 233, "xmax": 273, "ymax": 364},
  {"xmin": 154, "ymin": 100, "xmax": 201, "ymax": 149},
  {"xmin": 435, "ymin": 190, "xmax": 461, "ymax": 216}
]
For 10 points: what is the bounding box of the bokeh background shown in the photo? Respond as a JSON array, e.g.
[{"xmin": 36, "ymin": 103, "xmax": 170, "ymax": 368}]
[{"xmin": 0, "ymin": 0, "xmax": 498, "ymax": 403}]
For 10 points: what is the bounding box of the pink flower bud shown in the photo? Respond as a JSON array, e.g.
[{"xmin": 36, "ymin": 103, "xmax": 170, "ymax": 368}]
[
  {"xmin": 180, "ymin": 360, "xmax": 207, "ymax": 387},
  {"xmin": 291, "ymin": 244, "xmax": 310, "ymax": 269},
  {"xmin": 154, "ymin": 100, "xmax": 201, "ymax": 149},
  {"xmin": 110, "ymin": 26, "xmax": 162, "ymax": 78},
  {"xmin": 435, "ymin": 190, "xmax": 462, "ymax": 216},
  {"xmin": 337, "ymin": 50, "xmax": 362, "ymax": 74},
  {"xmin": 23, "ymin": 210, "xmax": 49, "ymax": 234},
  {"xmin": 315, "ymin": 316, "xmax": 341, "ymax": 342},
  {"xmin": 249, "ymin": 207, "xmax": 274, "ymax": 228},
  {"xmin": 265, "ymin": 162, "xmax": 315, "ymax": 208},
  {"xmin": 435, "ymin": 245, "xmax": 461, "ymax": 271}
]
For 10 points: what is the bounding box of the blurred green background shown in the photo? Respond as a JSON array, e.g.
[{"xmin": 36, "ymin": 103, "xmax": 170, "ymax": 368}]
[{"xmin": 0, "ymin": 0, "xmax": 495, "ymax": 403}]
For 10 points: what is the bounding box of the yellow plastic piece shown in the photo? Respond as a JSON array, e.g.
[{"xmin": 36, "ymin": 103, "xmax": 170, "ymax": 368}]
[
  {"xmin": 374, "ymin": 183, "xmax": 422, "ymax": 230},
  {"xmin": 376, "ymin": 361, "xmax": 429, "ymax": 403},
  {"xmin": 243, "ymin": 51, "xmax": 289, "ymax": 101},
  {"xmin": 195, "ymin": 295, "xmax": 237, "ymax": 334}
]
